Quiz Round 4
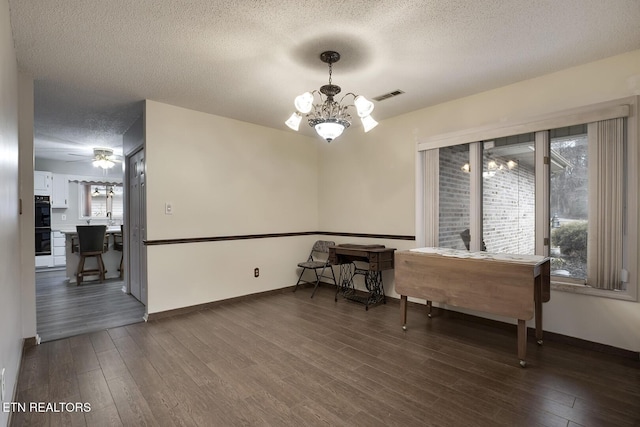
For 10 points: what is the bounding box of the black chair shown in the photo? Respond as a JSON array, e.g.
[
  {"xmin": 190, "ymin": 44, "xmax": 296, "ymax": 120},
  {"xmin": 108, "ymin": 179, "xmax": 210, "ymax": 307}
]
[
  {"xmin": 71, "ymin": 233, "xmax": 109, "ymax": 253},
  {"xmin": 294, "ymin": 240, "xmax": 337, "ymax": 298},
  {"xmin": 76, "ymin": 225, "xmax": 107, "ymax": 285},
  {"xmin": 113, "ymin": 225, "xmax": 124, "ymax": 279},
  {"xmin": 460, "ymin": 228, "xmax": 487, "ymax": 251}
]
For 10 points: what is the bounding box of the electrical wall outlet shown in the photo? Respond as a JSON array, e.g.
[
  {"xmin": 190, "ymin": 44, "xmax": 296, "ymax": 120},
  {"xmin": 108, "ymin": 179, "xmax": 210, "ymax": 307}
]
[
  {"xmin": 254, "ymin": 268, "xmax": 259, "ymax": 277},
  {"xmin": 61, "ymin": 214, "xmax": 66, "ymax": 221}
]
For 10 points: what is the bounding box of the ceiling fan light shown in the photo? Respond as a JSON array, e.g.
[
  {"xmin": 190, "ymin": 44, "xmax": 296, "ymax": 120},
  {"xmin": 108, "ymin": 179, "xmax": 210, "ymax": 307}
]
[
  {"xmin": 354, "ymin": 95, "xmax": 374, "ymax": 117},
  {"xmin": 361, "ymin": 115, "xmax": 378, "ymax": 133},
  {"xmin": 93, "ymin": 158, "xmax": 115, "ymax": 169},
  {"xmin": 315, "ymin": 121, "xmax": 345, "ymax": 142},
  {"xmin": 294, "ymin": 92, "xmax": 314, "ymax": 114},
  {"xmin": 285, "ymin": 112, "xmax": 302, "ymax": 131}
]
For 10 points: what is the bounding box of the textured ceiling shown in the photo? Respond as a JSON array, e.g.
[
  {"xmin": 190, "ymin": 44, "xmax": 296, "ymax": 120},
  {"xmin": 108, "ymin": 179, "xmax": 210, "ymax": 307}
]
[{"xmin": 8, "ymin": 0, "xmax": 640, "ymax": 161}]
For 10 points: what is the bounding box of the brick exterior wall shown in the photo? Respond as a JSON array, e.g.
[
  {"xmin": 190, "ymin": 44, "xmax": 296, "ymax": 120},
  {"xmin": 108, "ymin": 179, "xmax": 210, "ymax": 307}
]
[
  {"xmin": 438, "ymin": 146, "xmax": 535, "ymax": 254},
  {"xmin": 438, "ymin": 145, "xmax": 470, "ymax": 250},
  {"xmin": 482, "ymin": 161, "xmax": 535, "ymax": 254}
]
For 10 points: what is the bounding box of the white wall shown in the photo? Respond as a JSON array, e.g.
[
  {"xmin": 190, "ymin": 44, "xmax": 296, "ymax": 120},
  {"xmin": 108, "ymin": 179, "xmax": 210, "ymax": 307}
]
[
  {"xmin": 319, "ymin": 49, "xmax": 640, "ymax": 352},
  {"xmin": 144, "ymin": 101, "xmax": 320, "ymax": 313},
  {"xmin": 0, "ymin": 0, "xmax": 23, "ymax": 424},
  {"xmin": 317, "ymin": 126, "xmax": 416, "ymax": 235},
  {"xmin": 18, "ymin": 74, "xmax": 36, "ymax": 347}
]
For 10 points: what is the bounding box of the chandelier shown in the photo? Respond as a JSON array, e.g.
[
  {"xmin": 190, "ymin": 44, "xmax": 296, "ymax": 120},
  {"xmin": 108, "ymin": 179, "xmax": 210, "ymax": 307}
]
[{"xmin": 285, "ymin": 51, "xmax": 378, "ymax": 143}]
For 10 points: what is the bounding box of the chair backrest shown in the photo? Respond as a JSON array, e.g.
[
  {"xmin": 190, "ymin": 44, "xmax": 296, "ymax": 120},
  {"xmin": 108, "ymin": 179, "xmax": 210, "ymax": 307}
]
[
  {"xmin": 312, "ymin": 240, "xmax": 335, "ymax": 253},
  {"xmin": 459, "ymin": 229, "xmax": 487, "ymax": 251},
  {"xmin": 310, "ymin": 240, "xmax": 335, "ymax": 261},
  {"xmin": 76, "ymin": 225, "xmax": 107, "ymax": 253}
]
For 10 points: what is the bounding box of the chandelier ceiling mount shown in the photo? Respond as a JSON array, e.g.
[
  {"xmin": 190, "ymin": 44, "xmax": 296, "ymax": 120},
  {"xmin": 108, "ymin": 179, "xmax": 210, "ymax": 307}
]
[{"xmin": 318, "ymin": 50, "xmax": 341, "ymax": 98}]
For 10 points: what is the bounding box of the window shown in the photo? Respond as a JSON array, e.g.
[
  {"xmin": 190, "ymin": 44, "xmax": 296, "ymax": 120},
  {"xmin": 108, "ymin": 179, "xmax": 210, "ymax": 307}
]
[
  {"xmin": 550, "ymin": 127, "xmax": 589, "ymax": 282},
  {"xmin": 482, "ymin": 135, "xmax": 536, "ymax": 255},
  {"xmin": 79, "ymin": 184, "xmax": 123, "ymax": 219},
  {"xmin": 417, "ymin": 97, "xmax": 638, "ymax": 300}
]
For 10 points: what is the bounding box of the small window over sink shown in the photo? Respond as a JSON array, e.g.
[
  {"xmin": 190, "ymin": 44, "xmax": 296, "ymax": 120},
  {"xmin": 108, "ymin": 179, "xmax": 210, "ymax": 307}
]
[{"xmin": 79, "ymin": 183, "xmax": 123, "ymax": 220}]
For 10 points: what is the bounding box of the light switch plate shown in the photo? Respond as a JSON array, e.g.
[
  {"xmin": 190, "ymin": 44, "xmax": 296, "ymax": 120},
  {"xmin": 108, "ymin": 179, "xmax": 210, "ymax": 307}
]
[{"xmin": 165, "ymin": 203, "xmax": 173, "ymax": 215}]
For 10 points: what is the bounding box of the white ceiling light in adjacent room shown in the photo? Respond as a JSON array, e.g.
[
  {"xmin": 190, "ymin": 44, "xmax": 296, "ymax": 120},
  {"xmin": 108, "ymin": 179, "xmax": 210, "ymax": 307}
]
[
  {"xmin": 92, "ymin": 148, "xmax": 117, "ymax": 169},
  {"xmin": 286, "ymin": 51, "xmax": 378, "ymax": 143}
]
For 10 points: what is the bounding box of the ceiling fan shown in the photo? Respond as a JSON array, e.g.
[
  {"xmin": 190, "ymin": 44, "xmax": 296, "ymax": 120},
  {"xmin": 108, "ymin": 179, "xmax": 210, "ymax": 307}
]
[
  {"xmin": 67, "ymin": 147, "xmax": 123, "ymax": 169},
  {"xmin": 91, "ymin": 148, "xmax": 121, "ymax": 169}
]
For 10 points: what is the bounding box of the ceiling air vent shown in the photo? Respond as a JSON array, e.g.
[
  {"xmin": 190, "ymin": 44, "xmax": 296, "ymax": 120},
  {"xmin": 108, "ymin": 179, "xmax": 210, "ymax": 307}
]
[{"xmin": 372, "ymin": 90, "xmax": 405, "ymax": 102}]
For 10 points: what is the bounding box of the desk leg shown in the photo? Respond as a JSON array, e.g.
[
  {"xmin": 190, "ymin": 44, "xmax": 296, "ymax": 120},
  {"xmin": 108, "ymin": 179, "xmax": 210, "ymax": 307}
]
[
  {"xmin": 364, "ymin": 270, "xmax": 385, "ymax": 310},
  {"xmin": 534, "ymin": 278, "xmax": 544, "ymax": 345},
  {"xmin": 517, "ymin": 319, "xmax": 527, "ymax": 368},
  {"xmin": 335, "ymin": 263, "xmax": 355, "ymax": 302},
  {"xmin": 401, "ymin": 295, "xmax": 407, "ymax": 331}
]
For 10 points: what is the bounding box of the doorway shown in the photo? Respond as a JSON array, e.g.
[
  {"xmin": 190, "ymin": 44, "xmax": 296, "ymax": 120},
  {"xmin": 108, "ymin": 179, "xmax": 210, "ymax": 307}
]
[
  {"xmin": 33, "ymin": 159, "xmax": 146, "ymax": 342},
  {"xmin": 35, "ymin": 269, "xmax": 145, "ymax": 342}
]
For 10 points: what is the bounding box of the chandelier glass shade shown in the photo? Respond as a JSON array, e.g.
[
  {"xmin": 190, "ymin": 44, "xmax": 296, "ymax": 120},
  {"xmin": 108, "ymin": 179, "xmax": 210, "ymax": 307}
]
[{"xmin": 286, "ymin": 51, "xmax": 378, "ymax": 143}]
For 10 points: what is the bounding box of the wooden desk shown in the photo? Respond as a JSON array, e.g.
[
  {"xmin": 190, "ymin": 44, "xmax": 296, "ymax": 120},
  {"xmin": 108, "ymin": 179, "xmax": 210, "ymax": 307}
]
[
  {"xmin": 329, "ymin": 244, "xmax": 396, "ymax": 310},
  {"xmin": 394, "ymin": 248, "xmax": 550, "ymax": 367}
]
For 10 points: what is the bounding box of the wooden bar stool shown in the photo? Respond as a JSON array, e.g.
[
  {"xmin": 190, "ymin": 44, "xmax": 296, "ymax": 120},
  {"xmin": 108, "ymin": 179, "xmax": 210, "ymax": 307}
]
[{"xmin": 76, "ymin": 225, "xmax": 107, "ymax": 285}]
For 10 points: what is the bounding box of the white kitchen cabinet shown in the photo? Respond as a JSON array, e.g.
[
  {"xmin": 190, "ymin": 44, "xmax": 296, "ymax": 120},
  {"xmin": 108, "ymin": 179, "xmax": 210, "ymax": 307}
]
[
  {"xmin": 52, "ymin": 231, "xmax": 66, "ymax": 266},
  {"xmin": 51, "ymin": 174, "xmax": 69, "ymax": 208},
  {"xmin": 34, "ymin": 171, "xmax": 52, "ymax": 196}
]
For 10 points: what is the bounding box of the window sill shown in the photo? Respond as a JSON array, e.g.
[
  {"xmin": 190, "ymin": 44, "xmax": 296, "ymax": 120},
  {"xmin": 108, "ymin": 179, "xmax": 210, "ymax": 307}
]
[{"xmin": 551, "ymin": 280, "xmax": 636, "ymax": 301}]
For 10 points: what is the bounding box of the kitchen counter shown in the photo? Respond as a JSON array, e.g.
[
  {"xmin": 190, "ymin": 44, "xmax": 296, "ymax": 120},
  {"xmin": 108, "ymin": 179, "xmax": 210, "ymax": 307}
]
[{"xmin": 57, "ymin": 225, "xmax": 122, "ymax": 234}]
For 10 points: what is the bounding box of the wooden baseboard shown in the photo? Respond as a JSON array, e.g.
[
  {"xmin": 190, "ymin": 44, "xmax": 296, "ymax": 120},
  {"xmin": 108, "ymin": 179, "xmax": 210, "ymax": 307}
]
[{"xmin": 22, "ymin": 336, "xmax": 38, "ymax": 349}]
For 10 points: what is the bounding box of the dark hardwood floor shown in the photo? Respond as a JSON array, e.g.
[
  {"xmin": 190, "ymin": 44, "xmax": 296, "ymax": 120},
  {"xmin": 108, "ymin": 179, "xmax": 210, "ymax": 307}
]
[
  {"xmin": 13, "ymin": 285, "xmax": 640, "ymax": 426},
  {"xmin": 36, "ymin": 269, "xmax": 146, "ymax": 342}
]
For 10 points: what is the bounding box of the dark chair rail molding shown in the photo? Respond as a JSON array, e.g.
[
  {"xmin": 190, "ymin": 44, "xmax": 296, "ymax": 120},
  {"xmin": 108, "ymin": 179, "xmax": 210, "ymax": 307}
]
[{"xmin": 144, "ymin": 231, "xmax": 416, "ymax": 246}]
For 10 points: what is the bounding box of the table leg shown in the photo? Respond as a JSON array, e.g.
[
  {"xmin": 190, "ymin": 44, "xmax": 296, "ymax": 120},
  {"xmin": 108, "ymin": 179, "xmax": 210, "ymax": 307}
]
[
  {"xmin": 401, "ymin": 295, "xmax": 407, "ymax": 330},
  {"xmin": 517, "ymin": 319, "xmax": 527, "ymax": 367},
  {"xmin": 534, "ymin": 278, "xmax": 543, "ymax": 345}
]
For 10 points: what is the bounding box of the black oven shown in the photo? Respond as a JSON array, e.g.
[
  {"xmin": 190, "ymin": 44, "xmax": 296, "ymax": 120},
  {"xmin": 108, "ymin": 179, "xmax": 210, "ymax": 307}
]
[{"xmin": 35, "ymin": 195, "xmax": 52, "ymax": 256}]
